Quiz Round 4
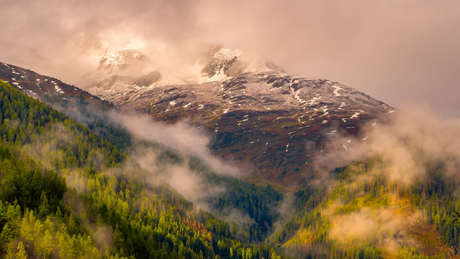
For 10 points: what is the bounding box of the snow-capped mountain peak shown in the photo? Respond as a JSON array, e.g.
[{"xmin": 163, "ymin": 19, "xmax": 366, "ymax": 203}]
[
  {"xmin": 182, "ymin": 45, "xmax": 285, "ymax": 84},
  {"xmin": 98, "ymin": 49, "xmax": 149, "ymax": 73}
]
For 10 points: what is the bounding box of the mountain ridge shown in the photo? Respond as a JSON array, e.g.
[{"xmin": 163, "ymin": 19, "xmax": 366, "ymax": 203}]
[
  {"xmin": 0, "ymin": 58, "xmax": 457, "ymax": 259},
  {"xmin": 0, "ymin": 50, "xmax": 397, "ymax": 189},
  {"xmin": 81, "ymin": 46, "xmax": 396, "ymax": 188}
]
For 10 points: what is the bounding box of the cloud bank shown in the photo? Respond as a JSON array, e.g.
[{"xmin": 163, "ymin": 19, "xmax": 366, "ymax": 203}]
[
  {"xmin": 1, "ymin": 0, "xmax": 460, "ymax": 117},
  {"xmin": 314, "ymin": 103, "xmax": 460, "ymax": 185}
]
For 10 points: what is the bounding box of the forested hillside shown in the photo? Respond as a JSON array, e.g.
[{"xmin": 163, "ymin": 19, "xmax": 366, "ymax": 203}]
[
  {"xmin": 266, "ymin": 158, "xmax": 460, "ymax": 258},
  {"xmin": 1, "ymin": 77, "xmax": 460, "ymax": 259},
  {"xmin": 0, "ymin": 80, "xmax": 287, "ymax": 259}
]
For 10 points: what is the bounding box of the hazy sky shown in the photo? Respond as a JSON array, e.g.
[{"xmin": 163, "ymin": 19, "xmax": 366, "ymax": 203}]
[{"xmin": 1, "ymin": 0, "xmax": 459, "ymax": 118}]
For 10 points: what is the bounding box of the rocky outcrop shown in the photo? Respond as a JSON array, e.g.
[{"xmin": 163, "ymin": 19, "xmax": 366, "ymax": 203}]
[
  {"xmin": 85, "ymin": 68, "xmax": 395, "ymax": 188},
  {"xmin": 0, "ymin": 58, "xmax": 396, "ymax": 188}
]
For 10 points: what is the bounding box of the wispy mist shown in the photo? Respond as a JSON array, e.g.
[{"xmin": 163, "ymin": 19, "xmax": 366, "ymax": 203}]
[
  {"xmin": 133, "ymin": 146, "xmax": 226, "ymax": 210},
  {"xmin": 313, "ymin": 103, "xmax": 460, "ymax": 185},
  {"xmin": 108, "ymin": 111, "xmax": 239, "ymax": 176},
  {"xmin": 329, "ymin": 208, "xmax": 420, "ymax": 253},
  {"xmin": 290, "ymin": 104, "xmax": 460, "ymax": 254}
]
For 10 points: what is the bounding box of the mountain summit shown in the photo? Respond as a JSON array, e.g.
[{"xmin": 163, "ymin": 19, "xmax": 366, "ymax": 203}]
[
  {"xmin": 0, "ymin": 44, "xmax": 395, "ymax": 189},
  {"xmin": 81, "ymin": 44, "xmax": 395, "ymax": 188}
]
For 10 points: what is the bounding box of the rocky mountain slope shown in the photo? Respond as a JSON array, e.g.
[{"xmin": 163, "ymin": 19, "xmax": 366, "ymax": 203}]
[
  {"xmin": 82, "ymin": 46, "xmax": 396, "ymax": 189},
  {"xmin": 0, "ymin": 62, "xmax": 137, "ymax": 151},
  {"xmin": 0, "ymin": 44, "xmax": 396, "ymax": 189},
  {"xmin": 1, "ymin": 58, "xmax": 455, "ymax": 259},
  {"xmin": 0, "ymin": 62, "xmax": 111, "ymax": 110}
]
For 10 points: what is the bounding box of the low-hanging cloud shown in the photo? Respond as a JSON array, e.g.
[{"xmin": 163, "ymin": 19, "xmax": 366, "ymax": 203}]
[
  {"xmin": 102, "ymin": 109, "xmax": 246, "ymax": 213},
  {"xmin": 314, "ymin": 102, "xmax": 460, "ymax": 185},
  {"xmin": 108, "ymin": 111, "xmax": 240, "ymax": 176},
  {"xmin": 329, "ymin": 208, "xmax": 420, "ymax": 253},
  {"xmin": 293, "ymin": 104, "xmax": 460, "ymax": 255},
  {"xmin": 133, "ymin": 146, "xmax": 226, "ymax": 210}
]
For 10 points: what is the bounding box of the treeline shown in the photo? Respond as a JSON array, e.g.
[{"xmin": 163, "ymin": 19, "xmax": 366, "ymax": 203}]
[
  {"xmin": 33, "ymin": 76, "xmax": 289, "ymax": 245},
  {"xmin": 5, "ymin": 77, "xmax": 456, "ymax": 259},
  {"xmin": 45, "ymin": 86, "xmax": 133, "ymax": 153},
  {"xmin": 0, "ymin": 80, "xmax": 288, "ymax": 258}
]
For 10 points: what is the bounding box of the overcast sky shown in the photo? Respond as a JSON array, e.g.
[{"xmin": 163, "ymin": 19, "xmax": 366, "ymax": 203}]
[{"xmin": 1, "ymin": 0, "xmax": 459, "ymax": 118}]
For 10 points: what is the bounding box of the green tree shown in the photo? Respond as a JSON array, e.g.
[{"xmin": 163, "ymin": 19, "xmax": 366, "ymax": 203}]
[
  {"xmin": 15, "ymin": 242, "xmax": 28, "ymax": 259},
  {"xmin": 36, "ymin": 229, "xmax": 54, "ymax": 259}
]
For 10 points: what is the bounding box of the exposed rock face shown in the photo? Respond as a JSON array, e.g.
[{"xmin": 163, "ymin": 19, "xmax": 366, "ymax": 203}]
[
  {"xmin": 0, "ymin": 62, "xmax": 108, "ymax": 108},
  {"xmin": 86, "ymin": 64, "xmax": 395, "ymax": 188},
  {"xmin": 0, "ymin": 44, "xmax": 396, "ymax": 189}
]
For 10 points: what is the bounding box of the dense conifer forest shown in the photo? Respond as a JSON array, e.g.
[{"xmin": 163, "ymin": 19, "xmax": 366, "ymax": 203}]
[
  {"xmin": 1, "ymin": 79, "xmax": 459, "ymax": 258},
  {"xmin": 0, "ymin": 81, "xmax": 286, "ymax": 258},
  {"xmin": 266, "ymin": 159, "xmax": 459, "ymax": 258}
]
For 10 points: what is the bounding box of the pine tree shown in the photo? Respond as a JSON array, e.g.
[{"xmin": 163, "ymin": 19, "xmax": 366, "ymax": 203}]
[
  {"xmin": 36, "ymin": 229, "xmax": 54, "ymax": 259},
  {"xmin": 15, "ymin": 242, "xmax": 28, "ymax": 259},
  {"xmin": 38, "ymin": 191, "xmax": 50, "ymax": 218},
  {"xmin": 0, "ymin": 222, "xmax": 13, "ymax": 244}
]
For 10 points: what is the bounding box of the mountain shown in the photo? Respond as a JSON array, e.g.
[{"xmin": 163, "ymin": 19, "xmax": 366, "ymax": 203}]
[
  {"xmin": 0, "ymin": 62, "xmax": 133, "ymax": 151},
  {"xmin": 0, "ymin": 57, "xmax": 458, "ymax": 259},
  {"xmin": 0, "ymin": 80, "xmax": 286, "ymax": 259},
  {"xmin": 0, "ymin": 62, "xmax": 287, "ymax": 244},
  {"xmin": 0, "ymin": 62, "xmax": 107, "ymax": 107},
  {"xmin": 83, "ymin": 45, "xmax": 396, "ymax": 189}
]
